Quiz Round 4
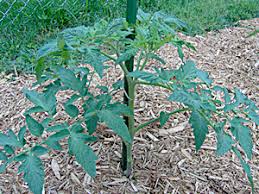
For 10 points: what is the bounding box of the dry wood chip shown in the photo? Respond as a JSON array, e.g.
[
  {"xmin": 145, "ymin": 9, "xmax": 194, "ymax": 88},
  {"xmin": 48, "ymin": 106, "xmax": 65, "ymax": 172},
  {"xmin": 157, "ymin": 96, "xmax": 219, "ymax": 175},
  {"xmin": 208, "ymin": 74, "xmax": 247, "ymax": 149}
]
[
  {"xmin": 146, "ymin": 131, "xmax": 159, "ymax": 142},
  {"xmin": 51, "ymin": 159, "xmax": 61, "ymax": 180},
  {"xmin": 159, "ymin": 121, "xmax": 188, "ymax": 136}
]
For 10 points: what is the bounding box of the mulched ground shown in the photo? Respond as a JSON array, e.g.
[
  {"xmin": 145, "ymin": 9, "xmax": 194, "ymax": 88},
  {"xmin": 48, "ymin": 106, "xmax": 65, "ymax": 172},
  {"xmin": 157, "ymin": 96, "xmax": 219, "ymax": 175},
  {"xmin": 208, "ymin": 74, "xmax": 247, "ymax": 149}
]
[{"xmin": 0, "ymin": 18, "xmax": 258, "ymax": 194}]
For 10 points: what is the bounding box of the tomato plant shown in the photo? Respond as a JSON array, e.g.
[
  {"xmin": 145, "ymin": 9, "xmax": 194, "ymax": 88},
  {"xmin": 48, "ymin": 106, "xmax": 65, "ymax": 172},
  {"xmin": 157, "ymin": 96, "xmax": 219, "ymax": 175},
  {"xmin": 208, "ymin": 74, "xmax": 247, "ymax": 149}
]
[{"xmin": 0, "ymin": 3, "xmax": 258, "ymax": 194}]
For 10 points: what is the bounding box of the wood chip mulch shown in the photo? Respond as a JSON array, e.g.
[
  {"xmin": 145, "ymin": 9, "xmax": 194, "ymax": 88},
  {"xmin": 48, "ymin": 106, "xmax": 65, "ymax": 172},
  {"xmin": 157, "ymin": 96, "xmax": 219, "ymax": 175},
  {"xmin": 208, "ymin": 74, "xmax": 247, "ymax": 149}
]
[{"xmin": 0, "ymin": 18, "xmax": 258, "ymax": 194}]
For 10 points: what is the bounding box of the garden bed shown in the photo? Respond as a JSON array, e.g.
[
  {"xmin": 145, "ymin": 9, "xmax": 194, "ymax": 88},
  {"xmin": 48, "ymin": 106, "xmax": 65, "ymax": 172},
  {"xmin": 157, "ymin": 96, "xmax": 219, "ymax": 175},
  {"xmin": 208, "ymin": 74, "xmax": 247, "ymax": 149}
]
[{"xmin": 0, "ymin": 18, "xmax": 258, "ymax": 193}]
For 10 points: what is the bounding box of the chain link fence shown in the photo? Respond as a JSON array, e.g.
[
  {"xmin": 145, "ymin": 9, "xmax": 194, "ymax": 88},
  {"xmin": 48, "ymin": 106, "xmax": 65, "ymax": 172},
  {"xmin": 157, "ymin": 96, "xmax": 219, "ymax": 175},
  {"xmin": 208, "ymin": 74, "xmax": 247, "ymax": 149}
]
[{"xmin": 0, "ymin": 0, "xmax": 87, "ymax": 28}]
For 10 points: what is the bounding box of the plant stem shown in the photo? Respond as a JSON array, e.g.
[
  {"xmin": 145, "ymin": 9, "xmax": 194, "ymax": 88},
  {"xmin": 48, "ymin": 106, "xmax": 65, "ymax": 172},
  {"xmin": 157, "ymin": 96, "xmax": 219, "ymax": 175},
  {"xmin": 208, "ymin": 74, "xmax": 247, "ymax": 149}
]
[
  {"xmin": 134, "ymin": 108, "xmax": 189, "ymax": 132},
  {"xmin": 121, "ymin": 0, "xmax": 137, "ymax": 177}
]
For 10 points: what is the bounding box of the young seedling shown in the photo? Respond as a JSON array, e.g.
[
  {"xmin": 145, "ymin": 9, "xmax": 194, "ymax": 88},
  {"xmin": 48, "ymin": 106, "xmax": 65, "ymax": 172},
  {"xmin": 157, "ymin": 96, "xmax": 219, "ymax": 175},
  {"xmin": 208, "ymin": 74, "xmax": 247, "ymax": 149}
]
[{"xmin": 0, "ymin": 6, "xmax": 258, "ymax": 194}]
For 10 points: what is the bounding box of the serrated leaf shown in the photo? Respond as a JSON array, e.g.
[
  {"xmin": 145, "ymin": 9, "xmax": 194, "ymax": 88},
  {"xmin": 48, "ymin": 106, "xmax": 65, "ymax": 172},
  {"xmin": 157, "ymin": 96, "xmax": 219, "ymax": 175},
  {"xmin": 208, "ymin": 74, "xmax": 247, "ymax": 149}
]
[
  {"xmin": 70, "ymin": 123, "xmax": 84, "ymax": 133},
  {"xmin": 0, "ymin": 130, "xmax": 22, "ymax": 147},
  {"xmin": 146, "ymin": 53, "xmax": 166, "ymax": 65},
  {"xmin": 41, "ymin": 118, "xmax": 54, "ymax": 128},
  {"xmin": 0, "ymin": 151, "xmax": 7, "ymax": 161},
  {"xmin": 46, "ymin": 123, "xmax": 68, "ymax": 132},
  {"xmin": 26, "ymin": 115, "xmax": 44, "ymax": 137},
  {"xmin": 68, "ymin": 135, "xmax": 97, "ymax": 177},
  {"xmin": 160, "ymin": 112, "xmax": 170, "ymax": 127},
  {"xmin": 46, "ymin": 129, "xmax": 70, "ymax": 143},
  {"xmin": 106, "ymin": 103, "xmax": 133, "ymax": 117},
  {"xmin": 168, "ymin": 90, "xmax": 201, "ymax": 109},
  {"xmin": 37, "ymin": 40, "xmax": 59, "ymax": 60},
  {"xmin": 196, "ymin": 70, "xmax": 212, "ymax": 85},
  {"xmin": 98, "ymin": 110, "xmax": 132, "ymax": 143},
  {"xmin": 84, "ymin": 48, "xmax": 105, "ymax": 78},
  {"xmin": 18, "ymin": 126, "xmax": 27, "ymax": 146},
  {"xmin": 45, "ymin": 140, "xmax": 62, "ymax": 151},
  {"xmin": 97, "ymin": 86, "xmax": 109, "ymax": 93},
  {"xmin": 112, "ymin": 80, "xmax": 124, "ymax": 90},
  {"xmin": 189, "ymin": 110, "xmax": 209, "ymax": 150},
  {"xmin": 4, "ymin": 145, "xmax": 15, "ymax": 154},
  {"xmin": 24, "ymin": 106, "xmax": 45, "ymax": 115},
  {"xmin": 232, "ymin": 147, "xmax": 254, "ymax": 190},
  {"xmin": 65, "ymin": 94, "xmax": 81, "ymax": 106},
  {"xmin": 116, "ymin": 48, "xmax": 138, "ymax": 64},
  {"xmin": 15, "ymin": 153, "xmax": 27, "ymax": 162},
  {"xmin": 65, "ymin": 104, "xmax": 79, "ymax": 118},
  {"xmin": 19, "ymin": 154, "xmax": 44, "ymax": 194},
  {"xmin": 23, "ymin": 89, "xmax": 57, "ymax": 115},
  {"xmin": 175, "ymin": 60, "xmax": 212, "ymax": 85},
  {"xmin": 70, "ymin": 133, "xmax": 97, "ymax": 143},
  {"xmin": 57, "ymin": 68, "xmax": 82, "ymax": 91},
  {"xmin": 85, "ymin": 115, "xmax": 99, "ymax": 135},
  {"xmin": 215, "ymin": 123, "xmax": 234, "ymax": 156},
  {"xmin": 230, "ymin": 118, "xmax": 253, "ymax": 159},
  {"xmin": 31, "ymin": 146, "xmax": 48, "ymax": 156},
  {"xmin": 247, "ymin": 110, "xmax": 259, "ymax": 125}
]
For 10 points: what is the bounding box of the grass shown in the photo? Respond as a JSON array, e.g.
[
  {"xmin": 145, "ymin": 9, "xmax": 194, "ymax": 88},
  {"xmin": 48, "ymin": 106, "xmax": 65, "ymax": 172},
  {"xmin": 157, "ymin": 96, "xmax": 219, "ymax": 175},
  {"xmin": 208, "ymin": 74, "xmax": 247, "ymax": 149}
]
[{"xmin": 0, "ymin": 0, "xmax": 258, "ymax": 74}]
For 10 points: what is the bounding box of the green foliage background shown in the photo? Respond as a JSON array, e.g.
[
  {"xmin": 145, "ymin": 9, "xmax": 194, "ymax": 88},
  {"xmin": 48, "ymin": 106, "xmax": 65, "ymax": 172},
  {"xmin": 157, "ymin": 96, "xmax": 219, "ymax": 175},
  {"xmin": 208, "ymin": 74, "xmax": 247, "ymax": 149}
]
[{"xmin": 0, "ymin": 0, "xmax": 259, "ymax": 73}]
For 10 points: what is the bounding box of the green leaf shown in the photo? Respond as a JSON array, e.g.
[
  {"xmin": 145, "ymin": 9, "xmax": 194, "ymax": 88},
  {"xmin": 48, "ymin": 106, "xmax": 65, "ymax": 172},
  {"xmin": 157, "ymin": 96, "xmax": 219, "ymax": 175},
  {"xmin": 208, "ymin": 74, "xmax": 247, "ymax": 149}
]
[
  {"xmin": 175, "ymin": 60, "xmax": 212, "ymax": 85},
  {"xmin": 98, "ymin": 110, "xmax": 132, "ymax": 143},
  {"xmin": 65, "ymin": 94, "xmax": 81, "ymax": 105},
  {"xmin": 0, "ymin": 151, "xmax": 7, "ymax": 161},
  {"xmin": 24, "ymin": 106, "xmax": 45, "ymax": 115},
  {"xmin": 15, "ymin": 153, "xmax": 28, "ymax": 162},
  {"xmin": 84, "ymin": 48, "xmax": 105, "ymax": 78},
  {"xmin": 41, "ymin": 118, "xmax": 54, "ymax": 128},
  {"xmin": 65, "ymin": 104, "xmax": 79, "ymax": 118},
  {"xmin": 85, "ymin": 115, "xmax": 99, "ymax": 135},
  {"xmin": 97, "ymin": 86, "xmax": 109, "ymax": 93},
  {"xmin": 4, "ymin": 145, "xmax": 15, "ymax": 154},
  {"xmin": 45, "ymin": 140, "xmax": 62, "ymax": 151},
  {"xmin": 146, "ymin": 53, "xmax": 166, "ymax": 65},
  {"xmin": 177, "ymin": 46, "xmax": 184, "ymax": 61},
  {"xmin": 214, "ymin": 123, "xmax": 234, "ymax": 156},
  {"xmin": 160, "ymin": 112, "xmax": 170, "ymax": 127},
  {"xmin": 68, "ymin": 134, "xmax": 97, "ymax": 177},
  {"xmin": 23, "ymin": 89, "xmax": 57, "ymax": 115},
  {"xmin": 106, "ymin": 103, "xmax": 133, "ymax": 117},
  {"xmin": 189, "ymin": 110, "xmax": 209, "ymax": 150},
  {"xmin": 230, "ymin": 118, "xmax": 253, "ymax": 159},
  {"xmin": 57, "ymin": 67, "xmax": 82, "ymax": 91},
  {"xmin": 0, "ymin": 163, "xmax": 7, "ymax": 173},
  {"xmin": 0, "ymin": 130, "xmax": 22, "ymax": 147},
  {"xmin": 37, "ymin": 40, "xmax": 59, "ymax": 60},
  {"xmin": 26, "ymin": 115, "xmax": 44, "ymax": 137},
  {"xmin": 168, "ymin": 90, "xmax": 202, "ymax": 110},
  {"xmin": 116, "ymin": 48, "xmax": 138, "ymax": 64},
  {"xmin": 31, "ymin": 146, "xmax": 48, "ymax": 156},
  {"xmin": 46, "ymin": 123, "xmax": 68, "ymax": 132},
  {"xmin": 19, "ymin": 154, "xmax": 44, "ymax": 194},
  {"xmin": 247, "ymin": 110, "xmax": 259, "ymax": 125},
  {"xmin": 46, "ymin": 129, "xmax": 70, "ymax": 142},
  {"xmin": 70, "ymin": 123, "xmax": 84, "ymax": 133},
  {"xmin": 112, "ymin": 80, "xmax": 124, "ymax": 90},
  {"xmin": 232, "ymin": 147, "xmax": 254, "ymax": 190},
  {"xmin": 18, "ymin": 126, "xmax": 27, "ymax": 146}
]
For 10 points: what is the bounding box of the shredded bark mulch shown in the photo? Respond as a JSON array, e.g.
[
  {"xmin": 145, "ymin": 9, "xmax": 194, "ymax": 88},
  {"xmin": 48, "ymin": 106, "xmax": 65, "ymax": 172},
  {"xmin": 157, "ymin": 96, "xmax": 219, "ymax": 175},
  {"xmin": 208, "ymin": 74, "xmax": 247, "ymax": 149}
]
[{"xmin": 0, "ymin": 19, "xmax": 258, "ymax": 193}]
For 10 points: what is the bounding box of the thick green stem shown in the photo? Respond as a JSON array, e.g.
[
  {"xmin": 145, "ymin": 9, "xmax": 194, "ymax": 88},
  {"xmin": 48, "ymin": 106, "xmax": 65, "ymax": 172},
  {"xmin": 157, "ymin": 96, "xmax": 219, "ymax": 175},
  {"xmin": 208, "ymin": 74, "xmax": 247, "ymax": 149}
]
[
  {"xmin": 122, "ymin": 79, "xmax": 135, "ymax": 176},
  {"xmin": 122, "ymin": 0, "xmax": 137, "ymax": 176}
]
